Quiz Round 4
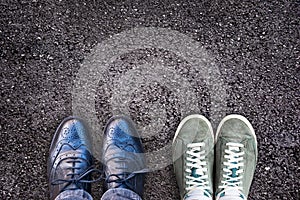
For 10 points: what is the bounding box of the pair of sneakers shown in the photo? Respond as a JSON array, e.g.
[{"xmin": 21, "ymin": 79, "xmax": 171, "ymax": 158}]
[
  {"xmin": 173, "ymin": 114, "xmax": 257, "ymax": 200},
  {"xmin": 48, "ymin": 116, "xmax": 146, "ymax": 200}
]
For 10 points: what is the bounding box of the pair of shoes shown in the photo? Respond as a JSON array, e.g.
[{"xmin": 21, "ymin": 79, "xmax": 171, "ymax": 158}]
[
  {"xmin": 172, "ymin": 114, "xmax": 257, "ymax": 200},
  {"xmin": 48, "ymin": 116, "xmax": 146, "ymax": 200}
]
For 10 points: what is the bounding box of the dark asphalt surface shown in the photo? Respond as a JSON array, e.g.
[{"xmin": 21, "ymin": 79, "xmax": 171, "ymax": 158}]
[{"xmin": 0, "ymin": 0, "xmax": 299, "ymax": 199}]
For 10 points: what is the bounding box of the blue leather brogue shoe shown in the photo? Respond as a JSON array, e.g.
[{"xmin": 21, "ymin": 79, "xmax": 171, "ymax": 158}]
[
  {"xmin": 48, "ymin": 116, "xmax": 95, "ymax": 200},
  {"xmin": 102, "ymin": 116, "xmax": 147, "ymax": 197}
]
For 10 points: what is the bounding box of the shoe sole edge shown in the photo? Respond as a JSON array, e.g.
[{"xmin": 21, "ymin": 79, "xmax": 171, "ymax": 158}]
[
  {"xmin": 172, "ymin": 114, "xmax": 214, "ymax": 144},
  {"xmin": 215, "ymin": 114, "xmax": 257, "ymax": 146}
]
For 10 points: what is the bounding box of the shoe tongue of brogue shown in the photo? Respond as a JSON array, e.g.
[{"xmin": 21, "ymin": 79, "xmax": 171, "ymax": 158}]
[
  {"xmin": 105, "ymin": 151, "xmax": 139, "ymax": 190},
  {"xmin": 108, "ymin": 151, "xmax": 138, "ymax": 173}
]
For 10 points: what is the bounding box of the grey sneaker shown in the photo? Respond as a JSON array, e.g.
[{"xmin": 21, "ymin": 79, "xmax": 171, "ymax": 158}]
[
  {"xmin": 172, "ymin": 114, "xmax": 214, "ymax": 200},
  {"xmin": 215, "ymin": 114, "xmax": 258, "ymax": 200}
]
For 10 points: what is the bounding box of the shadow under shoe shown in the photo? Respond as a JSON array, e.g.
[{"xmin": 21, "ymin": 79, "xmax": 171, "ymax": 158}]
[{"xmin": 102, "ymin": 116, "xmax": 146, "ymax": 198}]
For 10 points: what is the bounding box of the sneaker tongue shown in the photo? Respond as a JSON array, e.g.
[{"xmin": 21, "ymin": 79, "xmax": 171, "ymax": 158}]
[
  {"xmin": 224, "ymin": 190, "xmax": 241, "ymax": 196},
  {"xmin": 219, "ymin": 190, "xmax": 244, "ymax": 200},
  {"xmin": 191, "ymin": 167, "xmax": 204, "ymax": 177},
  {"xmin": 219, "ymin": 196, "xmax": 243, "ymax": 200},
  {"xmin": 185, "ymin": 189, "xmax": 211, "ymax": 200}
]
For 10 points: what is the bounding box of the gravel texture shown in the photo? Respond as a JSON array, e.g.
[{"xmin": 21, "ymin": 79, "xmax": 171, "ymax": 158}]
[{"xmin": 0, "ymin": 0, "xmax": 299, "ymax": 199}]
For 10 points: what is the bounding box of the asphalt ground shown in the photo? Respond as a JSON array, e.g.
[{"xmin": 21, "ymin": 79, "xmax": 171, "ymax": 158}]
[{"xmin": 0, "ymin": 0, "xmax": 299, "ymax": 199}]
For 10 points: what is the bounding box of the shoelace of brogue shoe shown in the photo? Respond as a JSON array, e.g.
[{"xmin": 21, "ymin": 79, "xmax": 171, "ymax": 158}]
[
  {"xmin": 51, "ymin": 156, "xmax": 103, "ymax": 191},
  {"xmin": 105, "ymin": 168, "xmax": 149, "ymax": 190}
]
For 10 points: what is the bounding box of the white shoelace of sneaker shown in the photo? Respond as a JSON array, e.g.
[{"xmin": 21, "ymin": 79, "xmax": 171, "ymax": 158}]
[
  {"xmin": 219, "ymin": 142, "xmax": 244, "ymax": 191},
  {"xmin": 185, "ymin": 143, "xmax": 209, "ymax": 192}
]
